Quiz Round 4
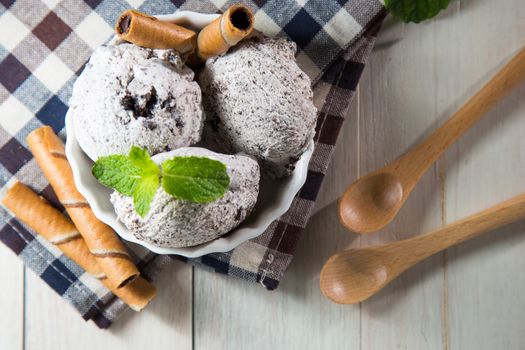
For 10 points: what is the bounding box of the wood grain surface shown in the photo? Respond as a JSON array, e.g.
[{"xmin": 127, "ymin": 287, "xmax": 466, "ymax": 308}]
[
  {"xmin": 1, "ymin": 0, "xmax": 525, "ymax": 348},
  {"xmin": 0, "ymin": 247, "xmax": 23, "ymax": 350}
]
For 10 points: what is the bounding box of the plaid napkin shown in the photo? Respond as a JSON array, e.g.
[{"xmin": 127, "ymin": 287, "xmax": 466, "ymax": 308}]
[{"xmin": 0, "ymin": 0, "xmax": 385, "ymax": 328}]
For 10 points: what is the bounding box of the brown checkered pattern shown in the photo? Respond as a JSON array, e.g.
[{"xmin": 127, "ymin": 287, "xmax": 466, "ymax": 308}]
[{"xmin": 0, "ymin": 0, "xmax": 385, "ymax": 328}]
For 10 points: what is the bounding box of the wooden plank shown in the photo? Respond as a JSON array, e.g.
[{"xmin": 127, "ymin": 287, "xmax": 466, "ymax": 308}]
[
  {"xmin": 443, "ymin": 0, "xmax": 525, "ymax": 349},
  {"xmin": 357, "ymin": 10, "xmax": 457, "ymax": 349},
  {"xmin": 0, "ymin": 247, "xmax": 23, "ymax": 350},
  {"xmin": 25, "ymin": 260, "xmax": 192, "ymax": 350},
  {"xmin": 193, "ymin": 96, "xmax": 361, "ymax": 350}
]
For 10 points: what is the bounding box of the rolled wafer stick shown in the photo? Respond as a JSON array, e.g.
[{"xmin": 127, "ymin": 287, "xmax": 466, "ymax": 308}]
[
  {"xmin": 27, "ymin": 126, "xmax": 139, "ymax": 288},
  {"xmin": 2, "ymin": 182, "xmax": 156, "ymax": 311},
  {"xmin": 2, "ymin": 181, "xmax": 105, "ymax": 279},
  {"xmin": 115, "ymin": 10, "xmax": 197, "ymax": 54},
  {"xmin": 195, "ymin": 4, "xmax": 254, "ymax": 61},
  {"xmin": 107, "ymin": 276, "xmax": 157, "ymax": 312}
]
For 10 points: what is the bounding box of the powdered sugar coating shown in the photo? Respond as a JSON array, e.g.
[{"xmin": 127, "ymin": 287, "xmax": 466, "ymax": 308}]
[
  {"xmin": 110, "ymin": 147, "xmax": 260, "ymax": 248},
  {"xmin": 70, "ymin": 43, "xmax": 203, "ymax": 161},
  {"xmin": 199, "ymin": 37, "xmax": 317, "ymax": 177}
]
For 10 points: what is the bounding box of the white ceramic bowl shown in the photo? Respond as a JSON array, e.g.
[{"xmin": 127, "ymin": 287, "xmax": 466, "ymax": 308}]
[{"xmin": 65, "ymin": 11, "xmax": 314, "ymax": 257}]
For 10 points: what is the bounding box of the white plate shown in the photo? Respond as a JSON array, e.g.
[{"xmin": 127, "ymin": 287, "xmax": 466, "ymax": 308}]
[{"xmin": 65, "ymin": 11, "xmax": 314, "ymax": 257}]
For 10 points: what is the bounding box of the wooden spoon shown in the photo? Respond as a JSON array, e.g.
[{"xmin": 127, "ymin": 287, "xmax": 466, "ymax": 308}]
[
  {"xmin": 339, "ymin": 46, "xmax": 525, "ymax": 234},
  {"xmin": 322, "ymin": 192, "xmax": 525, "ymax": 304}
]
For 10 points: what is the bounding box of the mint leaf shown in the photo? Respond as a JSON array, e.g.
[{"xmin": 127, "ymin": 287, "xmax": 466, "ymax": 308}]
[
  {"xmin": 385, "ymin": 0, "xmax": 450, "ymax": 23},
  {"xmin": 129, "ymin": 146, "xmax": 158, "ymax": 175},
  {"xmin": 161, "ymin": 156, "xmax": 230, "ymax": 203},
  {"xmin": 93, "ymin": 147, "xmax": 161, "ymax": 216},
  {"xmin": 133, "ymin": 173, "xmax": 159, "ymax": 217},
  {"xmin": 128, "ymin": 147, "xmax": 160, "ymax": 216},
  {"xmin": 92, "ymin": 155, "xmax": 141, "ymax": 196}
]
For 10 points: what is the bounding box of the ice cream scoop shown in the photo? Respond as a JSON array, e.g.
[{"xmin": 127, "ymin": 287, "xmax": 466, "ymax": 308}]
[
  {"xmin": 70, "ymin": 43, "xmax": 203, "ymax": 161},
  {"xmin": 199, "ymin": 37, "xmax": 317, "ymax": 178},
  {"xmin": 110, "ymin": 147, "xmax": 260, "ymax": 248}
]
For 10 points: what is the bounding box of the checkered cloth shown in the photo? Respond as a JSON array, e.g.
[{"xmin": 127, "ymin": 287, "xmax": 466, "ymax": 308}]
[{"xmin": 0, "ymin": 0, "xmax": 385, "ymax": 328}]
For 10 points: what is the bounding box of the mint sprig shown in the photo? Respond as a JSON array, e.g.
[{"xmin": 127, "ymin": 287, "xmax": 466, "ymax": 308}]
[
  {"xmin": 92, "ymin": 147, "xmax": 230, "ymax": 217},
  {"xmin": 385, "ymin": 0, "xmax": 451, "ymax": 23}
]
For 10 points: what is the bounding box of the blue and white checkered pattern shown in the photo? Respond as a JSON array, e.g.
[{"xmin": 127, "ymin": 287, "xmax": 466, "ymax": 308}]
[{"xmin": 0, "ymin": 0, "xmax": 385, "ymax": 328}]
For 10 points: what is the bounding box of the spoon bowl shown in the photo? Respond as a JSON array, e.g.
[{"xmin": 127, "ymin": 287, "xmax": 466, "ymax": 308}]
[
  {"xmin": 320, "ymin": 249, "xmax": 390, "ymax": 304},
  {"xmin": 339, "ymin": 173, "xmax": 403, "ymax": 234}
]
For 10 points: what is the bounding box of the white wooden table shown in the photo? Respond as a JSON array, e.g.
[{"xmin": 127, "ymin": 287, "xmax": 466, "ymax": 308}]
[{"xmin": 2, "ymin": 1, "xmax": 525, "ymax": 348}]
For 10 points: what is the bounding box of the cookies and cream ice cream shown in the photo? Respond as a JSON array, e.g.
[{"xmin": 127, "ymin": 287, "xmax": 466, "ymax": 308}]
[
  {"xmin": 70, "ymin": 42, "xmax": 203, "ymax": 161},
  {"xmin": 199, "ymin": 37, "xmax": 317, "ymax": 177},
  {"xmin": 110, "ymin": 147, "xmax": 259, "ymax": 248}
]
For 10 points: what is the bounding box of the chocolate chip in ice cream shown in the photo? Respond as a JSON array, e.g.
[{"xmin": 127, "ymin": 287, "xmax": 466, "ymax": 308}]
[{"xmin": 121, "ymin": 86, "xmax": 158, "ymax": 119}]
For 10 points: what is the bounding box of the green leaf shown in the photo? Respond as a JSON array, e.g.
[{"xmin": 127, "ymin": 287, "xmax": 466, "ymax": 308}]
[
  {"xmin": 161, "ymin": 156, "xmax": 230, "ymax": 203},
  {"xmin": 93, "ymin": 147, "xmax": 161, "ymax": 217},
  {"xmin": 385, "ymin": 0, "xmax": 451, "ymax": 23},
  {"xmin": 92, "ymin": 155, "xmax": 142, "ymax": 196},
  {"xmin": 128, "ymin": 146, "xmax": 159, "ymax": 175},
  {"xmin": 133, "ymin": 174, "xmax": 159, "ymax": 217}
]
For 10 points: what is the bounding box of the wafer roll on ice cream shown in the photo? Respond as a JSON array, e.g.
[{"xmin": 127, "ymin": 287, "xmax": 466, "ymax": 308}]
[
  {"xmin": 116, "ymin": 10, "xmax": 196, "ymax": 54},
  {"xmin": 27, "ymin": 126, "xmax": 139, "ymax": 288},
  {"xmin": 195, "ymin": 4, "xmax": 254, "ymax": 61},
  {"xmin": 70, "ymin": 42, "xmax": 203, "ymax": 160},
  {"xmin": 200, "ymin": 36, "xmax": 317, "ymax": 178},
  {"xmin": 2, "ymin": 182, "xmax": 156, "ymax": 311}
]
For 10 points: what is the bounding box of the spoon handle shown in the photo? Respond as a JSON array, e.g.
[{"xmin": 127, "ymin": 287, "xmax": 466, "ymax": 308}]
[
  {"xmin": 391, "ymin": 47, "xmax": 525, "ymax": 190},
  {"xmin": 384, "ymin": 192, "xmax": 525, "ymax": 271}
]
